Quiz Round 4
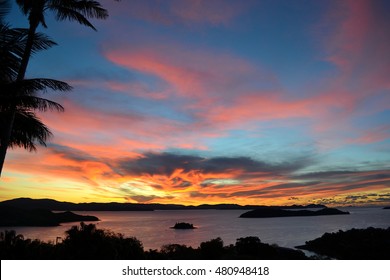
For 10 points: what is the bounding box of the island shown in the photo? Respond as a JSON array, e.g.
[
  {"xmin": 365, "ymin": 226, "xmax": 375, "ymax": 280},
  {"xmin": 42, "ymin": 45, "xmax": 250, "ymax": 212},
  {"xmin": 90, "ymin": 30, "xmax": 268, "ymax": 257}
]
[
  {"xmin": 0, "ymin": 206, "xmax": 99, "ymax": 226},
  {"xmin": 239, "ymin": 206, "xmax": 349, "ymax": 218},
  {"xmin": 384, "ymin": 206, "xmax": 390, "ymax": 209},
  {"xmin": 171, "ymin": 222, "xmax": 196, "ymax": 229}
]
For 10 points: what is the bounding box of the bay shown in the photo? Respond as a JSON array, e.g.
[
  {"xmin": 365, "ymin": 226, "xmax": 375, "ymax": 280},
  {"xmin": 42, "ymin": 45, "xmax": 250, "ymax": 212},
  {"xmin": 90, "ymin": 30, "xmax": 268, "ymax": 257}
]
[{"xmin": 1, "ymin": 207, "xmax": 390, "ymax": 250}]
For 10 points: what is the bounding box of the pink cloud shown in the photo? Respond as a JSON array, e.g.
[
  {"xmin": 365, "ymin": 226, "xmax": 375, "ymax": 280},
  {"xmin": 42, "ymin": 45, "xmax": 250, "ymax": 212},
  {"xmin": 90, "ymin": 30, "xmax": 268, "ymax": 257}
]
[
  {"xmin": 202, "ymin": 93, "xmax": 314, "ymax": 128},
  {"xmin": 349, "ymin": 125, "xmax": 390, "ymax": 145},
  {"xmin": 38, "ymin": 97, "xmax": 212, "ymax": 158},
  {"xmin": 306, "ymin": 0, "xmax": 390, "ymax": 144},
  {"xmin": 105, "ymin": 45, "xmax": 260, "ymax": 103},
  {"xmin": 104, "ymin": 44, "xmax": 319, "ymax": 132},
  {"xmin": 322, "ymin": 0, "xmax": 390, "ymax": 95}
]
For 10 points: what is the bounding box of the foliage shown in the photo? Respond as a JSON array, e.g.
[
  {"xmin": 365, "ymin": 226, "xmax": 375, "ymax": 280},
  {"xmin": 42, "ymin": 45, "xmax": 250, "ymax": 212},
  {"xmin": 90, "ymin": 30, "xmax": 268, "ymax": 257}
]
[
  {"xmin": 59, "ymin": 222, "xmax": 144, "ymax": 259},
  {"xmin": 15, "ymin": 0, "xmax": 108, "ymax": 31},
  {"xmin": 0, "ymin": 0, "xmax": 109, "ymax": 176},
  {"xmin": 298, "ymin": 227, "xmax": 390, "ymax": 259}
]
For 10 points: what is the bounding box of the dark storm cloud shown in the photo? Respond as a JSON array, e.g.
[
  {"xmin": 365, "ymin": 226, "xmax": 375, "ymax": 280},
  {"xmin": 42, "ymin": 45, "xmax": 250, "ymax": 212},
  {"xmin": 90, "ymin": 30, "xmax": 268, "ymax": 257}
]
[
  {"xmin": 117, "ymin": 152, "xmax": 311, "ymax": 177},
  {"xmin": 294, "ymin": 170, "xmax": 390, "ymax": 181},
  {"xmin": 339, "ymin": 179, "xmax": 390, "ymax": 191},
  {"xmin": 293, "ymin": 170, "xmax": 359, "ymax": 180},
  {"xmin": 48, "ymin": 143, "xmax": 97, "ymax": 162},
  {"xmin": 128, "ymin": 195, "xmax": 159, "ymax": 203},
  {"xmin": 230, "ymin": 182, "xmax": 320, "ymax": 197},
  {"xmin": 189, "ymin": 192, "xmax": 229, "ymax": 198}
]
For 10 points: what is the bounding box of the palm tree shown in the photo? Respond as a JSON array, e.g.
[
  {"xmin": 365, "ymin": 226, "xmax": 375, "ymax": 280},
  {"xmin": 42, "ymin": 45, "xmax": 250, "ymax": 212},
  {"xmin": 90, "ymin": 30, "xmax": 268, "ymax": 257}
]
[
  {"xmin": 15, "ymin": 0, "xmax": 108, "ymax": 80},
  {"xmin": 0, "ymin": 0, "xmax": 72, "ymax": 175},
  {"xmin": 0, "ymin": 0, "xmax": 108, "ymax": 175},
  {"xmin": 0, "ymin": 78, "xmax": 72, "ymax": 151}
]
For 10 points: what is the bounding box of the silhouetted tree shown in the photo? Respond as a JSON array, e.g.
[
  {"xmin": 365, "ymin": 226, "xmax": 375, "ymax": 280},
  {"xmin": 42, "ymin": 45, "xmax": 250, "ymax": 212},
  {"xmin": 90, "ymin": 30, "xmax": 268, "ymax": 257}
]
[
  {"xmin": 298, "ymin": 227, "xmax": 390, "ymax": 259},
  {"xmin": 15, "ymin": 0, "xmax": 108, "ymax": 79},
  {"xmin": 0, "ymin": 0, "xmax": 108, "ymax": 176},
  {"xmin": 200, "ymin": 237, "xmax": 224, "ymax": 259},
  {"xmin": 60, "ymin": 223, "xmax": 144, "ymax": 259},
  {"xmin": 0, "ymin": 8, "xmax": 71, "ymax": 155},
  {"xmin": 160, "ymin": 244, "xmax": 198, "ymax": 259}
]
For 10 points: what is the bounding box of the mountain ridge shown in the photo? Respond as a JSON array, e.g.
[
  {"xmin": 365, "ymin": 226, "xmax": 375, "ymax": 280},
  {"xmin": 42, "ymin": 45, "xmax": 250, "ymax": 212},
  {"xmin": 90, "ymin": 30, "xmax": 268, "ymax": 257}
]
[{"xmin": 0, "ymin": 197, "xmax": 327, "ymax": 211}]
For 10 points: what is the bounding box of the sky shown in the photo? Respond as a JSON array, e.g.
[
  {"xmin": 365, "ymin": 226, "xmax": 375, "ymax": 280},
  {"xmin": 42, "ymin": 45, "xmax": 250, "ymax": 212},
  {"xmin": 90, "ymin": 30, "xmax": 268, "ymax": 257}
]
[{"xmin": 1, "ymin": 0, "xmax": 389, "ymax": 206}]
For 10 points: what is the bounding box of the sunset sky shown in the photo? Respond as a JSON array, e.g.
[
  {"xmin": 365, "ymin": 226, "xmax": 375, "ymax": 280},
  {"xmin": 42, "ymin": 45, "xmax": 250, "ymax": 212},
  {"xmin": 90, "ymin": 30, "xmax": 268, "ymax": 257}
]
[{"xmin": 1, "ymin": 0, "xmax": 389, "ymax": 206}]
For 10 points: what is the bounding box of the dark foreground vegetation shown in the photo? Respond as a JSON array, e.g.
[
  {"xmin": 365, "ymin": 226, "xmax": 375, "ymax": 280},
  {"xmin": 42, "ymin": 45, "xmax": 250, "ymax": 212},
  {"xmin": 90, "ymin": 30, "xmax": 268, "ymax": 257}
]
[
  {"xmin": 0, "ymin": 223, "xmax": 307, "ymax": 260},
  {"xmin": 296, "ymin": 227, "xmax": 390, "ymax": 259}
]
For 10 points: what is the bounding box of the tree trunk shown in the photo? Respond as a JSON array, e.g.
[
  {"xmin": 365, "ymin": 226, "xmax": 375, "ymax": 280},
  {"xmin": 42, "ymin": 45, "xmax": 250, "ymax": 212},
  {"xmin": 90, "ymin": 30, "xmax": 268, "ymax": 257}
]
[{"xmin": 0, "ymin": 23, "xmax": 37, "ymax": 177}]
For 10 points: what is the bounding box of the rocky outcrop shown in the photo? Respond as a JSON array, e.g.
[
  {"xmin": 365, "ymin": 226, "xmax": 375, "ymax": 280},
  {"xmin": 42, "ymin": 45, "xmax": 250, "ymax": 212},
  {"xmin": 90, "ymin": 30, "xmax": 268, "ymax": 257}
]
[{"xmin": 171, "ymin": 222, "xmax": 196, "ymax": 229}]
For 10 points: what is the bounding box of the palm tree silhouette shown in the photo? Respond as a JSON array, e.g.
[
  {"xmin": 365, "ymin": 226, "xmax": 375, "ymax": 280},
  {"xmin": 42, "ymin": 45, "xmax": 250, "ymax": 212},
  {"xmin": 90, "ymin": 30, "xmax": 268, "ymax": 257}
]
[
  {"xmin": 1, "ymin": 78, "xmax": 71, "ymax": 151},
  {"xmin": 0, "ymin": 0, "xmax": 108, "ymax": 175},
  {"xmin": 0, "ymin": 0, "xmax": 73, "ymax": 175},
  {"xmin": 15, "ymin": 0, "xmax": 109, "ymax": 80}
]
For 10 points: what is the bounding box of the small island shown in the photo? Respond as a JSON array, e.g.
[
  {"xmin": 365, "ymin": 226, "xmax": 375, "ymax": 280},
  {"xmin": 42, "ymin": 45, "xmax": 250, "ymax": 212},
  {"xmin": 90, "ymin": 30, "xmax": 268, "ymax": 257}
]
[
  {"xmin": 239, "ymin": 206, "xmax": 349, "ymax": 218},
  {"xmin": 383, "ymin": 206, "xmax": 390, "ymax": 209},
  {"xmin": 171, "ymin": 222, "xmax": 196, "ymax": 229}
]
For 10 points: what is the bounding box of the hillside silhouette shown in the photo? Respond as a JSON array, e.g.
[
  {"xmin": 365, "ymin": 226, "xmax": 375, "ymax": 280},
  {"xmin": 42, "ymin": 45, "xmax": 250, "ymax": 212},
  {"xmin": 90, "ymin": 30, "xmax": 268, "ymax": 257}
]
[
  {"xmin": 0, "ymin": 205, "xmax": 98, "ymax": 226},
  {"xmin": 0, "ymin": 197, "xmax": 326, "ymax": 211},
  {"xmin": 296, "ymin": 227, "xmax": 390, "ymax": 259}
]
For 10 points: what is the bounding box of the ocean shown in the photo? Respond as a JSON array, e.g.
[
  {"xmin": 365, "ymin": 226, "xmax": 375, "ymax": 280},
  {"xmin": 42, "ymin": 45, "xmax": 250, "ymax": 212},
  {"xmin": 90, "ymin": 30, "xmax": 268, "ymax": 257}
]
[{"xmin": 2, "ymin": 207, "xmax": 389, "ymax": 250}]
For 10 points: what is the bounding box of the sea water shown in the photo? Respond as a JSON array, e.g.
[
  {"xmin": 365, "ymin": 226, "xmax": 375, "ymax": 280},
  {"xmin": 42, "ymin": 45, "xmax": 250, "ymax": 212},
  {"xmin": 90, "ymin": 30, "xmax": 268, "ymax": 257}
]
[{"xmin": 2, "ymin": 207, "xmax": 389, "ymax": 250}]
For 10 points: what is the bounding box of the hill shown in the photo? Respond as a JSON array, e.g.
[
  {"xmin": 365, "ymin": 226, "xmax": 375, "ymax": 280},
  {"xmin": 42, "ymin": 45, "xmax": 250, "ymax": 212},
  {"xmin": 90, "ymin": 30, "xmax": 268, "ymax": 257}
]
[
  {"xmin": 0, "ymin": 205, "xmax": 98, "ymax": 226},
  {"xmin": 0, "ymin": 198, "xmax": 326, "ymax": 211}
]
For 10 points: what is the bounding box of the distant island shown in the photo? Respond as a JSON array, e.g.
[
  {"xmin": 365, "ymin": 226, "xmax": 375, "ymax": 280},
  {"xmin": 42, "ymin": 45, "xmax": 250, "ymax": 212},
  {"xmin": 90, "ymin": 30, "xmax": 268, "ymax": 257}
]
[
  {"xmin": 384, "ymin": 206, "xmax": 390, "ymax": 209},
  {"xmin": 0, "ymin": 206, "xmax": 99, "ymax": 227},
  {"xmin": 239, "ymin": 206, "xmax": 349, "ymax": 218},
  {"xmin": 171, "ymin": 222, "xmax": 196, "ymax": 229},
  {"xmin": 0, "ymin": 198, "xmax": 327, "ymax": 211}
]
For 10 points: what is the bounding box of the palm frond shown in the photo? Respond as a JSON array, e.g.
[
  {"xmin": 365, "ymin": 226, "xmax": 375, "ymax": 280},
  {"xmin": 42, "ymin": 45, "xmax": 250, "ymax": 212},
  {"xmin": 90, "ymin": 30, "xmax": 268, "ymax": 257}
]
[
  {"xmin": 1, "ymin": 78, "xmax": 72, "ymax": 95},
  {"xmin": 15, "ymin": 0, "xmax": 37, "ymax": 16},
  {"xmin": 65, "ymin": 0, "xmax": 108, "ymax": 19},
  {"xmin": 0, "ymin": 94, "xmax": 64, "ymax": 113},
  {"xmin": 50, "ymin": 0, "xmax": 108, "ymax": 31},
  {"xmin": 2, "ymin": 110, "xmax": 53, "ymax": 151},
  {"xmin": 53, "ymin": 6, "xmax": 96, "ymax": 30},
  {"xmin": 1, "ymin": 27, "xmax": 56, "ymax": 55},
  {"xmin": 16, "ymin": 96, "xmax": 64, "ymax": 112},
  {"xmin": 0, "ymin": 0, "xmax": 11, "ymax": 22},
  {"xmin": 0, "ymin": 27, "xmax": 21, "ymax": 80},
  {"xmin": 0, "ymin": 25, "xmax": 57, "ymax": 80},
  {"xmin": 19, "ymin": 78, "xmax": 72, "ymax": 92},
  {"xmin": 13, "ymin": 29, "xmax": 57, "ymax": 53}
]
